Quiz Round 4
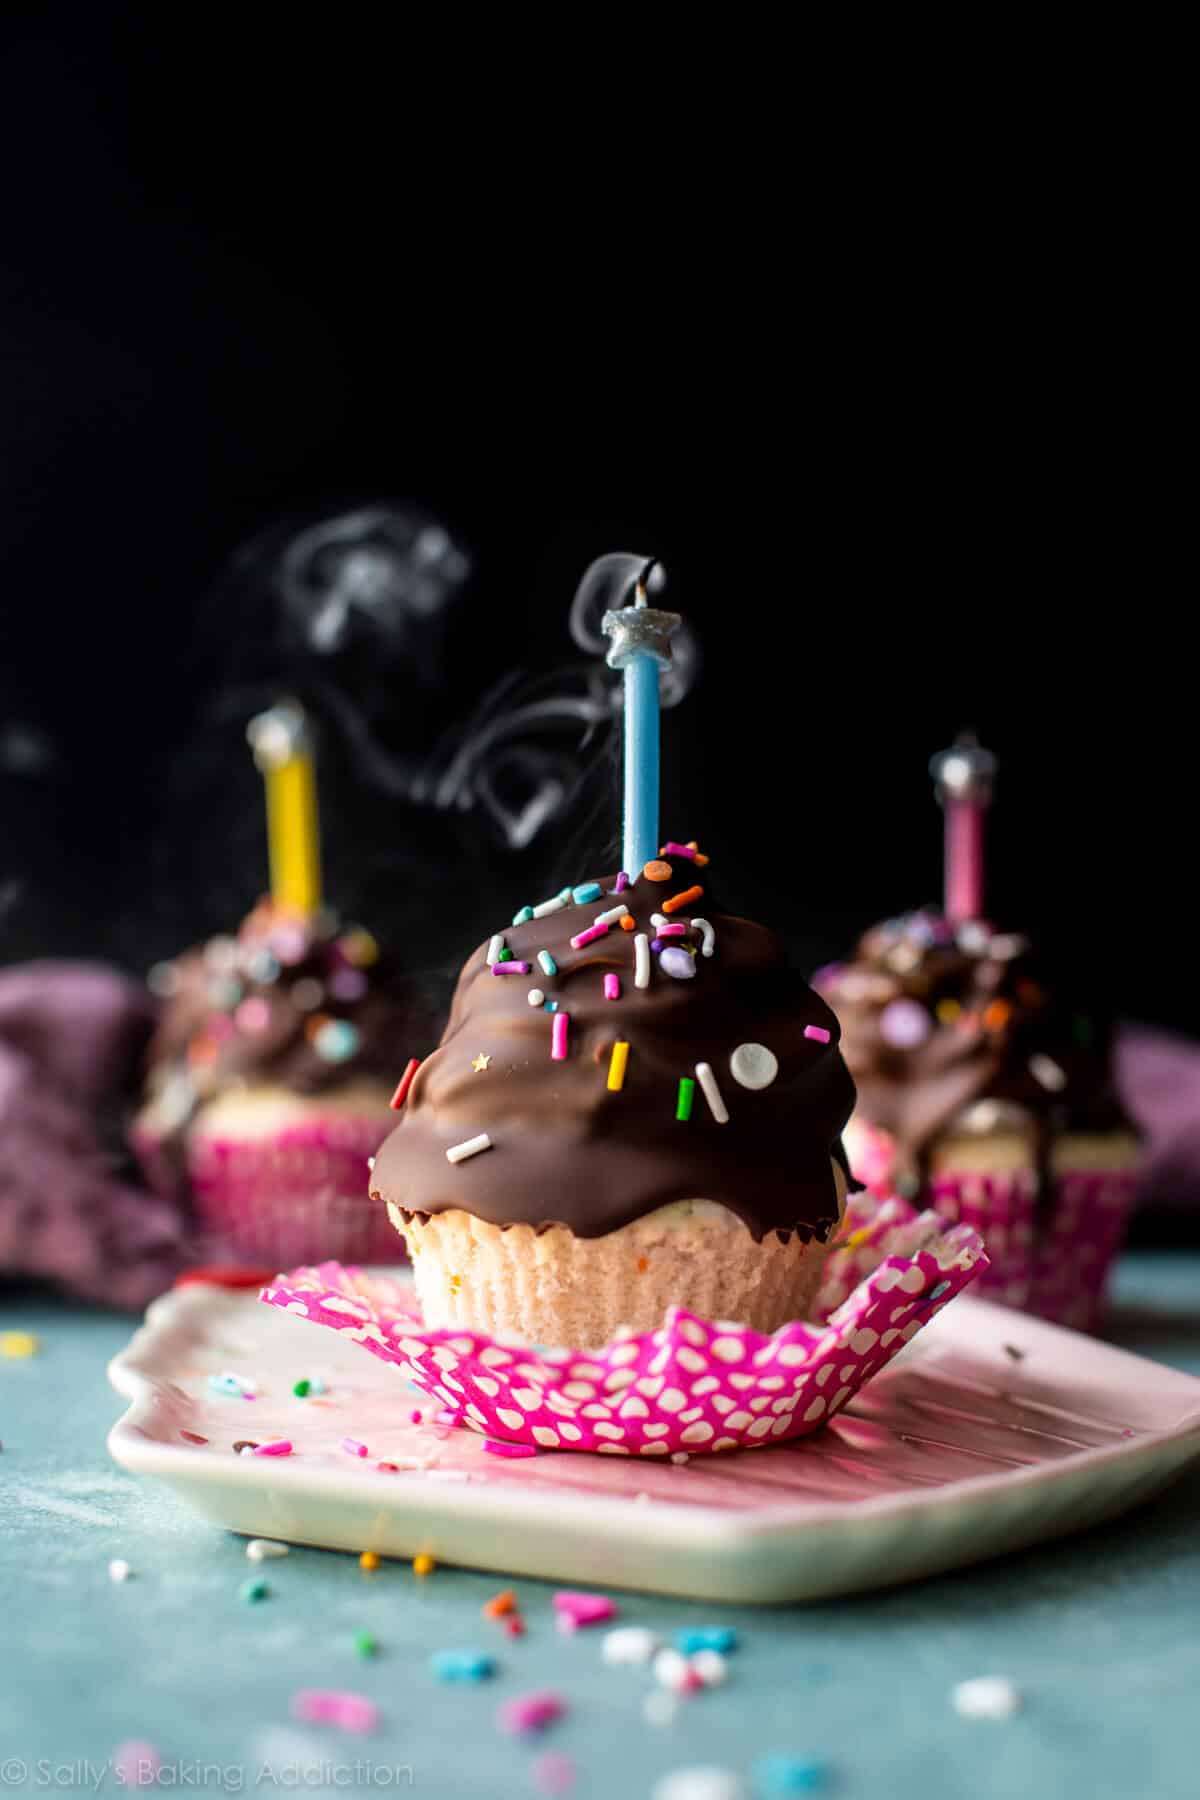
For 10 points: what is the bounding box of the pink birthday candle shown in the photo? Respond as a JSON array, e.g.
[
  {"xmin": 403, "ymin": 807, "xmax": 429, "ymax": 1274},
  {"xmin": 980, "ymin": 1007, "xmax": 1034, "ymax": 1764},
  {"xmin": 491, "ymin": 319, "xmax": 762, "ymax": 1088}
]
[{"xmin": 930, "ymin": 734, "xmax": 997, "ymax": 925}]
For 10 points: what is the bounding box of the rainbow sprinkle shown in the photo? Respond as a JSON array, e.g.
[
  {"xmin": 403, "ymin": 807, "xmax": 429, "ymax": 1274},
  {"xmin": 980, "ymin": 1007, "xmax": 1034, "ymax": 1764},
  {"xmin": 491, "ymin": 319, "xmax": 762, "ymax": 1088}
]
[{"xmin": 607, "ymin": 1042, "xmax": 630, "ymax": 1092}]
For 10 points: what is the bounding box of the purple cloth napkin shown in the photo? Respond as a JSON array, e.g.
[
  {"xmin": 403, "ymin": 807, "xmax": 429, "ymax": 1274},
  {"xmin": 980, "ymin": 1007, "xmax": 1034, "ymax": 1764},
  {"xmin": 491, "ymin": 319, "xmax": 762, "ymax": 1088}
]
[{"xmin": 0, "ymin": 962, "xmax": 187, "ymax": 1308}]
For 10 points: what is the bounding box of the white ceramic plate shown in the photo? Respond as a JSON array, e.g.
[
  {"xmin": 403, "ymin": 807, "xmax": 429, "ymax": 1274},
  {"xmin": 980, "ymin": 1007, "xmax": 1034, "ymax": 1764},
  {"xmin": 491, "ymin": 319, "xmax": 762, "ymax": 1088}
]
[{"xmin": 108, "ymin": 1278, "xmax": 1200, "ymax": 1603}]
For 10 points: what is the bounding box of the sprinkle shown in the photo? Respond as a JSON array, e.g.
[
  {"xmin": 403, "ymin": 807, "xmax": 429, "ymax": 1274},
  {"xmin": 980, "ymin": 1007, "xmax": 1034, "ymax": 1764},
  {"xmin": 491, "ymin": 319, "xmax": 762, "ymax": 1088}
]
[
  {"xmin": 235, "ymin": 995, "xmax": 272, "ymax": 1035},
  {"xmin": 113, "ymin": 1742, "xmax": 162, "ymax": 1787},
  {"xmin": 484, "ymin": 1590, "xmax": 517, "ymax": 1617},
  {"xmin": 252, "ymin": 1439, "xmax": 292, "ymax": 1457},
  {"xmin": 604, "ymin": 973, "xmax": 621, "ymax": 1000},
  {"xmin": 109, "ymin": 1558, "xmax": 132, "ymax": 1583},
  {"xmin": 337, "ymin": 927, "xmax": 379, "ymax": 968},
  {"xmin": 650, "ymin": 913, "xmax": 669, "ymax": 929},
  {"xmin": 492, "ymin": 960, "xmax": 532, "ymax": 976},
  {"xmin": 660, "ymin": 947, "xmax": 697, "ymax": 980},
  {"xmin": 354, "ymin": 1631, "xmax": 378, "ymax": 1658},
  {"xmin": 729, "ymin": 1043, "xmax": 779, "ymax": 1090},
  {"xmin": 376, "ymin": 1462, "xmax": 400, "ymax": 1472},
  {"xmin": 936, "ymin": 998, "xmax": 962, "ymax": 1024},
  {"xmin": 691, "ymin": 917, "xmax": 716, "ymax": 957},
  {"xmin": 619, "ymin": 915, "xmax": 636, "ymax": 931},
  {"xmin": 505, "ymin": 1614, "xmax": 527, "ymax": 1637},
  {"xmin": 607, "ymin": 1041, "xmax": 630, "ymax": 1092},
  {"xmin": 662, "ymin": 884, "xmax": 704, "ymax": 915},
  {"xmin": 513, "ymin": 906, "xmax": 534, "ymax": 925},
  {"xmin": 291, "ymin": 977, "xmax": 325, "ymax": 1012},
  {"xmin": 233, "ymin": 1441, "xmax": 259, "ymax": 1454},
  {"xmin": 652, "ymin": 1768, "xmax": 745, "ymax": 1800},
  {"xmin": 498, "ymin": 1690, "xmax": 565, "ymax": 1736},
  {"xmin": 952, "ymin": 1675, "xmax": 1022, "ymax": 1719},
  {"xmin": 691, "ymin": 1650, "xmax": 728, "ymax": 1687},
  {"xmin": 652, "ymin": 1648, "xmax": 693, "ymax": 1691},
  {"xmin": 643, "ymin": 860, "xmax": 673, "ymax": 882},
  {"xmin": 695, "ymin": 1062, "xmax": 729, "ymax": 1124},
  {"xmin": 803, "ymin": 1025, "xmax": 831, "ymax": 1044},
  {"xmin": 634, "ymin": 933, "xmax": 651, "ymax": 988},
  {"xmin": 602, "ymin": 1626, "xmax": 661, "ymax": 1665},
  {"xmin": 1030, "ymin": 1053, "xmax": 1067, "ymax": 1091},
  {"xmin": 1, "ymin": 1331, "xmax": 39, "ymax": 1358},
  {"xmin": 572, "ymin": 882, "xmax": 603, "ymax": 904},
  {"xmin": 447, "ymin": 1134, "xmax": 492, "ymax": 1164},
  {"xmin": 498, "ymin": 947, "xmax": 513, "ymax": 961},
  {"xmin": 359, "ymin": 1551, "xmax": 380, "ymax": 1570},
  {"xmin": 570, "ymin": 921, "xmax": 610, "ymax": 950},
  {"xmin": 291, "ymin": 1689, "xmax": 379, "ymax": 1734},
  {"xmin": 240, "ymin": 1576, "xmax": 270, "ymax": 1603},
  {"xmin": 753, "ymin": 1753, "xmax": 833, "ymax": 1793},
  {"xmin": 676, "ymin": 1626, "xmax": 738, "ymax": 1655},
  {"xmin": 471, "ymin": 1052, "xmax": 492, "ymax": 1072},
  {"xmin": 551, "ymin": 1012, "xmax": 570, "ymax": 1060},
  {"xmin": 655, "ymin": 921, "xmax": 687, "ymax": 937},
  {"xmin": 390, "ymin": 1058, "xmax": 421, "ymax": 1109},
  {"xmin": 487, "ymin": 935, "xmax": 505, "ymax": 966},
  {"xmin": 246, "ymin": 1539, "xmax": 289, "ymax": 1561},
  {"xmin": 596, "ymin": 903, "xmax": 632, "ymax": 926},
  {"xmin": 983, "ymin": 999, "xmax": 1013, "ymax": 1032},
  {"xmin": 432, "ymin": 1648, "xmax": 496, "ymax": 1683},
  {"xmin": 329, "ymin": 967, "xmax": 368, "ymax": 1002},
  {"xmin": 293, "ymin": 1379, "xmax": 311, "ymax": 1397},
  {"xmin": 533, "ymin": 1750, "xmax": 578, "ymax": 1795},
  {"xmin": 522, "ymin": 988, "xmax": 544, "ymax": 1009},
  {"xmin": 676, "ymin": 1077, "xmax": 695, "ymax": 1122},
  {"xmin": 660, "ymin": 841, "xmax": 697, "ymax": 860},
  {"xmin": 413, "ymin": 1552, "xmax": 436, "ymax": 1576},
  {"xmin": 615, "ymin": 871, "xmax": 630, "ymax": 893},
  {"xmin": 341, "ymin": 1437, "xmax": 368, "ymax": 1458},
  {"xmin": 553, "ymin": 1590, "xmax": 617, "ymax": 1629},
  {"xmin": 209, "ymin": 1372, "xmax": 253, "ymax": 1397},
  {"xmin": 484, "ymin": 1440, "xmax": 541, "ymax": 1458},
  {"xmin": 538, "ymin": 950, "xmax": 558, "ymax": 977},
  {"xmin": 532, "ymin": 895, "xmax": 568, "ymax": 919},
  {"xmin": 642, "ymin": 1690, "xmax": 680, "ymax": 1727}
]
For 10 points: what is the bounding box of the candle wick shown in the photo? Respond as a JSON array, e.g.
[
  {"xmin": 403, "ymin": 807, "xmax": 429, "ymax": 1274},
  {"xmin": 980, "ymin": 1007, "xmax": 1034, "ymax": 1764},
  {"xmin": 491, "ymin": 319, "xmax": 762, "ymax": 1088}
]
[{"xmin": 631, "ymin": 557, "xmax": 659, "ymax": 608}]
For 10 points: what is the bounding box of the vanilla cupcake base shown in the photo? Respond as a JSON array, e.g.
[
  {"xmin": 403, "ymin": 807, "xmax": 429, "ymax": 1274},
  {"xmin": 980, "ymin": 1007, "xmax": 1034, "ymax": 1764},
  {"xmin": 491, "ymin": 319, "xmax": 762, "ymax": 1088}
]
[{"xmin": 391, "ymin": 1163, "xmax": 848, "ymax": 1347}]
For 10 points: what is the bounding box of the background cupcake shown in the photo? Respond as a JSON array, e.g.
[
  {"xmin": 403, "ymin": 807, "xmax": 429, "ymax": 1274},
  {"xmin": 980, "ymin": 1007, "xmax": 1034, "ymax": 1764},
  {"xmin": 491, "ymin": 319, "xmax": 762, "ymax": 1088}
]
[
  {"xmin": 369, "ymin": 839, "xmax": 857, "ymax": 1347},
  {"xmin": 815, "ymin": 737, "xmax": 1138, "ymax": 1330},
  {"xmin": 133, "ymin": 702, "xmax": 435, "ymax": 1265}
]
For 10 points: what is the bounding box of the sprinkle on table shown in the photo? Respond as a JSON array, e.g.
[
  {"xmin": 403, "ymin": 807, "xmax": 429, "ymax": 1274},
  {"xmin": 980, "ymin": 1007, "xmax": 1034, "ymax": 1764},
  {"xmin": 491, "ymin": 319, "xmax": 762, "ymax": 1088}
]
[
  {"xmin": 497, "ymin": 1690, "xmax": 566, "ymax": 1736},
  {"xmin": 483, "ymin": 1590, "xmax": 517, "ymax": 1618},
  {"xmin": 246, "ymin": 1540, "xmax": 289, "ymax": 1562},
  {"xmin": 753, "ymin": 1752, "xmax": 833, "ymax": 1793},
  {"xmin": 239, "ymin": 1576, "xmax": 270, "ymax": 1603},
  {"xmin": 390, "ymin": 1058, "xmax": 421, "ymax": 1110},
  {"xmin": 431, "ymin": 1648, "xmax": 496, "ymax": 1683},
  {"xmin": 354, "ymin": 1631, "xmax": 379, "ymax": 1659},
  {"xmin": 532, "ymin": 1750, "xmax": 578, "ymax": 1796},
  {"xmin": 413, "ymin": 1553, "xmax": 436, "ymax": 1576},
  {"xmin": 1, "ymin": 1331, "xmax": 40, "ymax": 1358},
  {"xmin": 359, "ymin": 1551, "xmax": 380, "ymax": 1571},
  {"xmin": 553, "ymin": 1590, "xmax": 618, "ymax": 1628},
  {"xmin": 951, "ymin": 1675, "xmax": 1022, "ymax": 1719},
  {"xmin": 252, "ymin": 1439, "xmax": 293, "ymax": 1457},
  {"xmin": 675, "ymin": 1625, "xmax": 738, "ymax": 1655},
  {"xmin": 341, "ymin": 1437, "xmax": 368, "ymax": 1457},
  {"xmin": 108, "ymin": 1558, "xmax": 132, "ymax": 1583},
  {"xmin": 291, "ymin": 1689, "xmax": 379, "ymax": 1734}
]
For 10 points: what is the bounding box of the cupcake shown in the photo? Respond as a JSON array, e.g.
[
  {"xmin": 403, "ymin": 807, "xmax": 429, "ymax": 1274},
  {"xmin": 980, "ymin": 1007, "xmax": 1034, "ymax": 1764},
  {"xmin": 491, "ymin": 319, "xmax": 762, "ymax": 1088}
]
[
  {"xmin": 814, "ymin": 740, "xmax": 1138, "ymax": 1330},
  {"xmin": 369, "ymin": 842, "xmax": 857, "ymax": 1347},
  {"xmin": 134, "ymin": 899, "xmax": 431, "ymax": 1265}
]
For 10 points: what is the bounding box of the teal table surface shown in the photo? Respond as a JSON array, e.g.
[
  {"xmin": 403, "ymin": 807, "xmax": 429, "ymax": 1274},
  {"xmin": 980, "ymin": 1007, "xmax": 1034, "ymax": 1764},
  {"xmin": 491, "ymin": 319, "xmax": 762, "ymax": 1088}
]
[{"xmin": 2, "ymin": 1252, "xmax": 1199, "ymax": 1800}]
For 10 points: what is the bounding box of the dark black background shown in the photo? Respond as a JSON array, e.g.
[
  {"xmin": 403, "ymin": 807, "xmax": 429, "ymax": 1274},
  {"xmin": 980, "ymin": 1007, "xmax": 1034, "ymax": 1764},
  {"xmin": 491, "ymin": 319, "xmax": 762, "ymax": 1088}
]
[{"xmin": 1, "ymin": 10, "xmax": 1190, "ymax": 1041}]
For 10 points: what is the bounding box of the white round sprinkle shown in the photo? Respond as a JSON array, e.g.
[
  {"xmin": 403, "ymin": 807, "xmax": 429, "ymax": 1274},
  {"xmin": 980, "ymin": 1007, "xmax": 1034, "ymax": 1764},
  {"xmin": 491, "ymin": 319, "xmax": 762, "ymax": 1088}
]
[
  {"xmin": 642, "ymin": 1690, "xmax": 680, "ymax": 1728},
  {"xmin": 652, "ymin": 1768, "xmax": 746, "ymax": 1800},
  {"xmin": 246, "ymin": 1539, "xmax": 289, "ymax": 1562},
  {"xmin": 691, "ymin": 1649, "xmax": 728, "ymax": 1686},
  {"xmin": 528, "ymin": 988, "xmax": 546, "ymax": 1007},
  {"xmin": 952, "ymin": 1675, "xmax": 1022, "ymax": 1719},
  {"xmin": 108, "ymin": 1559, "xmax": 132, "ymax": 1583},
  {"xmin": 729, "ymin": 1042, "xmax": 779, "ymax": 1090},
  {"xmin": 653, "ymin": 1648, "xmax": 692, "ymax": 1691}
]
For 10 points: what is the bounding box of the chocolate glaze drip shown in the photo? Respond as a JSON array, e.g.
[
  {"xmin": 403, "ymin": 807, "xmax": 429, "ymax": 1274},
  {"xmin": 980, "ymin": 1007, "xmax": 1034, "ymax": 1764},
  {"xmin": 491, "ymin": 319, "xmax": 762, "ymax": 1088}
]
[
  {"xmin": 140, "ymin": 902, "xmax": 432, "ymax": 1160},
  {"xmin": 370, "ymin": 851, "xmax": 857, "ymax": 1243},
  {"xmin": 815, "ymin": 910, "xmax": 1132, "ymax": 1189}
]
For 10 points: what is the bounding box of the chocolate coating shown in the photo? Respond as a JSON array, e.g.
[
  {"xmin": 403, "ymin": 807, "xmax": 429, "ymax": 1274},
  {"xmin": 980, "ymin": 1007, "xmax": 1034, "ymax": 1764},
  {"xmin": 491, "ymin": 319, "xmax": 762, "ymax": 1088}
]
[
  {"xmin": 815, "ymin": 910, "xmax": 1131, "ymax": 1184},
  {"xmin": 371, "ymin": 853, "xmax": 857, "ymax": 1243}
]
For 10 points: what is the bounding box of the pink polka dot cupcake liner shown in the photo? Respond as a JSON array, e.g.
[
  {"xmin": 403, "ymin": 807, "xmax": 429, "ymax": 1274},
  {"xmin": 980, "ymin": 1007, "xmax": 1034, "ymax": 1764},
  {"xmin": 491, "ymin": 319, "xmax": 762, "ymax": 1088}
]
[
  {"xmin": 928, "ymin": 1165, "xmax": 1139, "ymax": 1333},
  {"xmin": 258, "ymin": 1204, "xmax": 987, "ymax": 1458},
  {"xmin": 133, "ymin": 1117, "xmax": 401, "ymax": 1268}
]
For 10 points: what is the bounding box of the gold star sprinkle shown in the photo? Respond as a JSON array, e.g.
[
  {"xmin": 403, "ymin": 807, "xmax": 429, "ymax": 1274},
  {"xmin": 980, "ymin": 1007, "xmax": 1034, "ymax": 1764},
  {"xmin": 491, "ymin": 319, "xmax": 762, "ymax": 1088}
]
[{"xmin": 471, "ymin": 1053, "xmax": 492, "ymax": 1073}]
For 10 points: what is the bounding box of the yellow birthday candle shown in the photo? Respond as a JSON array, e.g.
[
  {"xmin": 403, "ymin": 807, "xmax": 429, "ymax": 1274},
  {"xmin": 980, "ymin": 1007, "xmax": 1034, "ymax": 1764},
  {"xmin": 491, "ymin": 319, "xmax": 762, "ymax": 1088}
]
[{"xmin": 246, "ymin": 701, "xmax": 322, "ymax": 918}]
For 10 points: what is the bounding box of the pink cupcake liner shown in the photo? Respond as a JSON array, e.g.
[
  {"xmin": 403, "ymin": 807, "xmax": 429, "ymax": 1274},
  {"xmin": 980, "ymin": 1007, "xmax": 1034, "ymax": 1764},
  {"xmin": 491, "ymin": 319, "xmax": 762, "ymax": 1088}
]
[
  {"xmin": 258, "ymin": 1200, "xmax": 987, "ymax": 1458},
  {"xmin": 133, "ymin": 1117, "xmax": 400, "ymax": 1268},
  {"xmin": 929, "ymin": 1165, "xmax": 1139, "ymax": 1333}
]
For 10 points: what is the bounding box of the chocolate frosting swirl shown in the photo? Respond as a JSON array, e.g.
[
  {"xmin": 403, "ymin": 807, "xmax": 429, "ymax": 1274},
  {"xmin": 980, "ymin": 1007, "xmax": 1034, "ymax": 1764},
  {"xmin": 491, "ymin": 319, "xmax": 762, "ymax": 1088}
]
[
  {"xmin": 814, "ymin": 910, "xmax": 1131, "ymax": 1184},
  {"xmin": 371, "ymin": 848, "xmax": 857, "ymax": 1243}
]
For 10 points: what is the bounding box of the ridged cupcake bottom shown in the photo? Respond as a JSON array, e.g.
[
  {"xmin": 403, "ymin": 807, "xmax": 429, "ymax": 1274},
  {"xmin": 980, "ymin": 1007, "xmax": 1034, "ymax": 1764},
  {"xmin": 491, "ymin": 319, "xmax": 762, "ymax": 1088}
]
[{"xmin": 389, "ymin": 1167, "xmax": 848, "ymax": 1348}]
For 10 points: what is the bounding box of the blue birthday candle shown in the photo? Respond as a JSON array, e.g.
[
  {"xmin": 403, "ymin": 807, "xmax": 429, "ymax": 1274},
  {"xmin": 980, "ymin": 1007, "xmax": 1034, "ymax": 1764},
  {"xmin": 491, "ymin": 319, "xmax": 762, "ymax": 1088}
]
[{"xmin": 601, "ymin": 562, "xmax": 681, "ymax": 878}]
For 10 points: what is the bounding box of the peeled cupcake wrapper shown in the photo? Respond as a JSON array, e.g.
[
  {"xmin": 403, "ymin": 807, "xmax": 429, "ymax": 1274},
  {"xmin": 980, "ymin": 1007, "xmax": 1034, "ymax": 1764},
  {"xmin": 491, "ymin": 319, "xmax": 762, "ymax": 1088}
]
[
  {"xmin": 258, "ymin": 1197, "xmax": 987, "ymax": 1458},
  {"xmin": 133, "ymin": 1116, "xmax": 400, "ymax": 1268}
]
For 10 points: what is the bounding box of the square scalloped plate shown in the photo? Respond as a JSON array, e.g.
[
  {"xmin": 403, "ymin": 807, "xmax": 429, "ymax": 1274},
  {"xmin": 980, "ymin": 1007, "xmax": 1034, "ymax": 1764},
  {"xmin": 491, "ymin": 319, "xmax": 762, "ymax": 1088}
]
[{"xmin": 107, "ymin": 1277, "xmax": 1200, "ymax": 1604}]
